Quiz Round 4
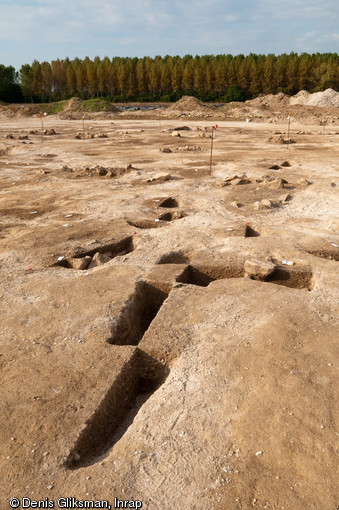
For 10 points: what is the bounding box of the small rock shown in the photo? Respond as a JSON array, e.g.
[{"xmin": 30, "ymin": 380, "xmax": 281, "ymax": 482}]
[
  {"xmin": 160, "ymin": 147, "xmax": 172, "ymax": 153},
  {"xmin": 94, "ymin": 166, "xmax": 107, "ymax": 176},
  {"xmin": 279, "ymin": 193, "xmax": 292, "ymax": 203},
  {"xmin": 261, "ymin": 199, "xmax": 273, "ymax": 208},
  {"xmin": 147, "ymin": 173, "xmax": 172, "ymax": 182},
  {"xmin": 254, "ymin": 202, "xmax": 268, "ymax": 210},
  {"xmin": 244, "ymin": 259, "xmax": 275, "ymax": 279},
  {"xmin": 171, "ymin": 131, "xmax": 181, "ymax": 137},
  {"xmin": 255, "ymin": 451, "xmax": 263, "ymax": 456},
  {"xmin": 297, "ymin": 178, "xmax": 311, "ymax": 186},
  {"xmin": 88, "ymin": 252, "xmax": 111, "ymax": 269},
  {"xmin": 230, "ymin": 178, "xmax": 250, "ymax": 186},
  {"xmin": 67, "ymin": 256, "xmax": 92, "ymax": 270},
  {"xmin": 265, "ymin": 178, "xmax": 287, "ymax": 190}
]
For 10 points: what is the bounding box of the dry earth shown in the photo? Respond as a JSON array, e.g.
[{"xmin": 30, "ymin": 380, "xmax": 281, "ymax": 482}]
[{"xmin": 0, "ymin": 104, "xmax": 338, "ymax": 510}]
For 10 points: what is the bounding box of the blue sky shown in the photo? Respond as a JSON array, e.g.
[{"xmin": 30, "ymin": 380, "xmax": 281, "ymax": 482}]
[{"xmin": 0, "ymin": 0, "xmax": 338, "ymax": 71}]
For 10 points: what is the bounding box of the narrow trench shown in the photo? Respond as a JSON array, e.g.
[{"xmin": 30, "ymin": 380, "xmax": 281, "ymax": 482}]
[
  {"xmin": 177, "ymin": 265, "xmax": 244, "ymax": 287},
  {"xmin": 305, "ymin": 248, "xmax": 338, "ymax": 261},
  {"xmin": 65, "ymin": 349, "xmax": 169, "ymax": 470},
  {"xmin": 72, "ymin": 236, "xmax": 135, "ymax": 259},
  {"xmin": 53, "ymin": 236, "xmax": 135, "ymax": 269},
  {"xmin": 176, "ymin": 264, "xmax": 313, "ymax": 290},
  {"xmin": 108, "ymin": 281, "xmax": 168, "ymax": 345},
  {"xmin": 65, "ymin": 281, "xmax": 169, "ymax": 470}
]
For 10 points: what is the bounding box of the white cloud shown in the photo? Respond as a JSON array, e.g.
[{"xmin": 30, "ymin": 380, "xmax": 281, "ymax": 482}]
[{"xmin": 0, "ymin": 0, "xmax": 338, "ymax": 70}]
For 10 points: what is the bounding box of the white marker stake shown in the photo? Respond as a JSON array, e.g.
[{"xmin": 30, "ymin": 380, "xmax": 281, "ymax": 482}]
[
  {"xmin": 209, "ymin": 124, "xmax": 218, "ymax": 174},
  {"xmin": 39, "ymin": 113, "xmax": 44, "ymax": 143},
  {"xmin": 287, "ymin": 114, "xmax": 291, "ymax": 150},
  {"xmin": 40, "ymin": 112, "xmax": 47, "ymax": 142},
  {"xmin": 82, "ymin": 112, "xmax": 85, "ymax": 139}
]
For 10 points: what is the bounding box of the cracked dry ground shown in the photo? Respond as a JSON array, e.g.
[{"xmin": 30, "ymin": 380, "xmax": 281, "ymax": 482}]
[{"xmin": 0, "ymin": 117, "xmax": 338, "ymax": 509}]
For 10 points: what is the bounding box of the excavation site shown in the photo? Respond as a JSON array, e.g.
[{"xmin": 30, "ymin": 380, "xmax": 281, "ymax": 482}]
[{"xmin": 0, "ymin": 93, "xmax": 338, "ymax": 509}]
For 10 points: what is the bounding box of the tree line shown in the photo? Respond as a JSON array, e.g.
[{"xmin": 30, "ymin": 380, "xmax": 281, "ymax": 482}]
[{"xmin": 1, "ymin": 53, "xmax": 338, "ymax": 104}]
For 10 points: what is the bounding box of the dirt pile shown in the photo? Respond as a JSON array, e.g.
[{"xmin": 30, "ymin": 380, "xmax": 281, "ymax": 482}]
[
  {"xmin": 290, "ymin": 88, "xmax": 339, "ymax": 107},
  {"xmin": 245, "ymin": 92, "xmax": 291, "ymax": 109},
  {"xmin": 166, "ymin": 96, "xmax": 217, "ymax": 117},
  {"xmin": 59, "ymin": 97, "xmax": 119, "ymax": 119},
  {"xmin": 61, "ymin": 164, "xmax": 132, "ymax": 178},
  {"xmin": 63, "ymin": 97, "xmax": 82, "ymax": 111}
]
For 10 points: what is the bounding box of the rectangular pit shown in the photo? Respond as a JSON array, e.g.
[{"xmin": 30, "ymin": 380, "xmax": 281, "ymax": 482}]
[
  {"xmin": 177, "ymin": 265, "xmax": 244, "ymax": 287},
  {"xmin": 266, "ymin": 267, "xmax": 314, "ymax": 290}
]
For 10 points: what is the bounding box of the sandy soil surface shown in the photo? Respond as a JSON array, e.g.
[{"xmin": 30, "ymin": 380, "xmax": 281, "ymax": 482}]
[{"xmin": 1, "ymin": 108, "xmax": 338, "ymax": 510}]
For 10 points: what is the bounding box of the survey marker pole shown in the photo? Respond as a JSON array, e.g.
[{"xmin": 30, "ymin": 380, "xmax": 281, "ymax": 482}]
[
  {"xmin": 40, "ymin": 112, "xmax": 47, "ymax": 143},
  {"xmin": 209, "ymin": 124, "xmax": 218, "ymax": 174},
  {"xmin": 82, "ymin": 112, "xmax": 85, "ymax": 139},
  {"xmin": 287, "ymin": 114, "xmax": 291, "ymax": 150}
]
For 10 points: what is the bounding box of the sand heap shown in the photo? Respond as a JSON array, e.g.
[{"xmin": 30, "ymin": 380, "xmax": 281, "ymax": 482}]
[
  {"xmin": 166, "ymin": 96, "xmax": 217, "ymax": 117},
  {"xmin": 290, "ymin": 88, "xmax": 339, "ymax": 107},
  {"xmin": 245, "ymin": 92, "xmax": 291, "ymax": 109}
]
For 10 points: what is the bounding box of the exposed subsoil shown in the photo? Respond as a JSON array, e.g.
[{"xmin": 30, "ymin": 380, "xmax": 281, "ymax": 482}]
[{"xmin": 0, "ymin": 103, "xmax": 338, "ymax": 510}]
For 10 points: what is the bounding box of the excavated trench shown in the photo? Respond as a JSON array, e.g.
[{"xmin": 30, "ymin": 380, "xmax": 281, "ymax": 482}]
[
  {"xmin": 53, "ymin": 236, "xmax": 135, "ymax": 269},
  {"xmin": 157, "ymin": 251, "xmax": 191, "ymax": 264},
  {"xmin": 266, "ymin": 266, "xmax": 314, "ymax": 290},
  {"xmin": 305, "ymin": 248, "xmax": 338, "ymax": 261},
  {"xmin": 65, "ymin": 349, "xmax": 169, "ymax": 469},
  {"xmin": 108, "ymin": 281, "xmax": 169, "ymax": 345},
  {"xmin": 176, "ymin": 263, "xmax": 314, "ymax": 290},
  {"xmin": 72, "ymin": 236, "xmax": 135, "ymax": 259},
  {"xmin": 177, "ymin": 264, "xmax": 244, "ymax": 287},
  {"xmin": 127, "ymin": 219, "xmax": 164, "ymax": 229}
]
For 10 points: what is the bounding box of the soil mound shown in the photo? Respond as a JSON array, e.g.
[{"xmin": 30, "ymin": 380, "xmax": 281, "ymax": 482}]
[
  {"xmin": 63, "ymin": 97, "xmax": 83, "ymax": 111},
  {"xmin": 245, "ymin": 92, "xmax": 291, "ymax": 109},
  {"xmin": 59, "ymin": 97, "xmax": 119, "ymax": 119},
  {"xmin": 166, "ymin": 96, "xmax": 216, "ymax": 116},
  {"xmin": 290, "ymin": 88, "xmax": 339, "ymax": 107},
  {"xmin": 167, "ymin": 96, "xmax": 205, "ymax": 111}
]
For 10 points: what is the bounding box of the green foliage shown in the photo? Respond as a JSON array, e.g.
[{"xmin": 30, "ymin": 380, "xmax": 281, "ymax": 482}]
[
  {"xmin": 73, "ymin": 98, "xmax": 118, "ymax": 112},
  {"xmin": 222, "ymin": 85, "xmax": 247, "ymax": 102},
  {"xmin": 0, "ymin": 64, "xmax": 22, "ymax": 102},
  {"xmin": 3, "ymin": 53, "xmax": 339, "ymax": 104}
]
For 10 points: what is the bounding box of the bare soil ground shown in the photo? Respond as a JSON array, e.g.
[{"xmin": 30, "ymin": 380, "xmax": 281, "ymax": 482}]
[{"xmin": 0, "ymin": 105, "xmax": 338, "ymax": 510}]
